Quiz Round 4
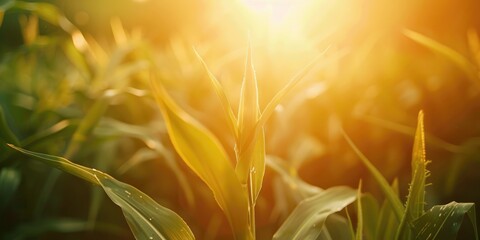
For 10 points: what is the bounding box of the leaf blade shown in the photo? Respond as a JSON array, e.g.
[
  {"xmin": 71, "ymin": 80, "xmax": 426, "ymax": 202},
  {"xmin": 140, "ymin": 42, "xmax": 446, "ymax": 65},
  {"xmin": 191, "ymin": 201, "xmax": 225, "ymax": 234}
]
[
  {"xmin": 273, "ymin": 186, "xmax": 357, "ymax": 240},
  {"xmin": 413, "ymin": 202, "xmax": 478, "ymax": 240},
  {"xmin": 151, "ymin": 80, "xmax": 250, "ymax": 239},
  {"xmin": 7, "ymin": 144, "xmax": 195, "ymax": 240}
]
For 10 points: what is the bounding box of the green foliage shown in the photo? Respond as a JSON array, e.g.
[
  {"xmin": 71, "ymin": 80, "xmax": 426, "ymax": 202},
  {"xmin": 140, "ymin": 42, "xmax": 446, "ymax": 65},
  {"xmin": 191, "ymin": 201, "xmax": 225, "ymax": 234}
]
[
  {"xmin": 346, "ymin": 112, "xmax": 478, "ymax": 240},
  {"xmin": 8, "ymin": 145, "xmax": 195, "ymax": 240},
  {"xmin": 273, "ymin": 186, "xmax": 357, "ymax": 240},
  {"xmin": 1, "ymin": 1, "xmax": 479, "ymax": 239}
]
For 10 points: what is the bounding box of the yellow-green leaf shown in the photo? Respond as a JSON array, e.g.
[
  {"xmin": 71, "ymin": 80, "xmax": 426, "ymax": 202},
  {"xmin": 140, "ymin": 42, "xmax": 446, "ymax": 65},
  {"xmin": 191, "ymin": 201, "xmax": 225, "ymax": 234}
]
[
  {"xmin": 193, "ymin": 49, "xmax": 238, "ymax": 139},
  {"xmin": 152, "ymin": 80, "xmax": 250, "ymax": 239},
  {"xmin": 236, "ymin": 43, "xmax": 262, "ymax": 185}
]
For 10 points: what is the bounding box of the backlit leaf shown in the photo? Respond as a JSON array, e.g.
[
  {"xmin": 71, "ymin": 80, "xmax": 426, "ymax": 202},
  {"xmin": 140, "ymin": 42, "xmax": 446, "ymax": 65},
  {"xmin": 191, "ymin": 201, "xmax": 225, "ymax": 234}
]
[
  {"xmin": 273, "ymin": 186, "xmax": 357, "ymax": 240},
  {"xmin": 7, "ymin": 144, "xmax": 195, "ymax": 240},
  {"xmin": 152, "ymin": 80, "xmax": 250, "ymax": 239},
  {"xmin": 193, "ymin": 49, "xmax": 238, "ymax": 138}
]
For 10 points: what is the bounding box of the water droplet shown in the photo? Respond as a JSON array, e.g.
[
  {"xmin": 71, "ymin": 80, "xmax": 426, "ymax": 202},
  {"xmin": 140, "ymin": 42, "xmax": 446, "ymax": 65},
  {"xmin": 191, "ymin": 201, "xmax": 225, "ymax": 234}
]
[
  {"xmin": 148, "ymin": 217, "xmax": 152, "ymax": 221},
  {"xmin": 439, "ymin": 213, "xmax": 442, "ymax": 217},
  {"xmin": 149, "ymin": 237, "xmax": 153, "ymax": 239},
  {"xmin": 139, "ymin": 195, "xmax": 143, "ymax": 198},
  {"xmin": 125, "ymin": 190, "xmax": 131, "ymax": 195}
]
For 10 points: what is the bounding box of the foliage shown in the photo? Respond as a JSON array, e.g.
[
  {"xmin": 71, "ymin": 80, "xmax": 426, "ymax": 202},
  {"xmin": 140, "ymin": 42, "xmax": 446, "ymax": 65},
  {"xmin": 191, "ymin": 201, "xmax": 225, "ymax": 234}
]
[{"xmin": 1, "ymin": 0, "xmax": 480, "ymax": 239}]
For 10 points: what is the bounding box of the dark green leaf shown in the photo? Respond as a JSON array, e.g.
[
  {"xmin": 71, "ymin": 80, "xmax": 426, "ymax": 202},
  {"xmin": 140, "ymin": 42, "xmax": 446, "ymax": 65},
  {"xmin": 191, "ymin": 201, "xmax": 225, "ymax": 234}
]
[{"xmin": 413, "ymin": 202, "xmax": 478, "ymax": 240}]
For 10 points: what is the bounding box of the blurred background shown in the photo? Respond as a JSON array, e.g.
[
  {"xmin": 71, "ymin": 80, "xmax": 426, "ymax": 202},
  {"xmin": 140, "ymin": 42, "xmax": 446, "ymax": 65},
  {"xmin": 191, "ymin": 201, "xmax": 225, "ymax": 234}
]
[{"xmin": 1, "ymin": 0, "xmax": 480, "ymax": 239}]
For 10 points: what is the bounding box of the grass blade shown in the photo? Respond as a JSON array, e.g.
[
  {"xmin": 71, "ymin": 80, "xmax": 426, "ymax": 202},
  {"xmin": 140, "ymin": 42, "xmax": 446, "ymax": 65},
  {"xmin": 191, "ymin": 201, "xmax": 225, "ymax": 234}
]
[
  {"xmin": 342, "ymin": 130, "xmax": 404, "ymax": 221},
  {"xmin": 273, "ymin": 186, "xmax": 357, "ymax": 240},
  {"xmin": 7, "ymin": 144, "xmax": 195, "ymax": 240},
  {"xmin": 404, "ymin": 29, "xmax": 480, "ymax": 90},
  {"xmin": 413, "ymin": 202, "xmax": 478, "ymax": 240},
  {"xmin": 355, "ymin": 181, "xmax": 363, "ymax": 240},
  {"xmin": 396, "ymin": 111, "xmax": 429, "ymax": 239},
  {"xmin": 151, "ymin": 80, "xmax": 250, "ymax": 239}
]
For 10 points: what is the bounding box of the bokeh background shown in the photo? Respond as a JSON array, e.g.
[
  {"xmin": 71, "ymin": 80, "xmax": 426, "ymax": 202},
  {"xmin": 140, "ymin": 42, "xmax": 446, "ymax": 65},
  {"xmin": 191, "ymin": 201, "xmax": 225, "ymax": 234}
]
[{"xmin": 1, "ymin": 0, "xmax": 480, "ymax": 239}]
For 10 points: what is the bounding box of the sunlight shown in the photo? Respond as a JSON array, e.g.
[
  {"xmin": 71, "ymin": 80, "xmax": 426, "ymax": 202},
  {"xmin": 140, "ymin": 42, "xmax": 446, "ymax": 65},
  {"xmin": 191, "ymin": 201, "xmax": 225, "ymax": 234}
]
[{"xmin": 242, "ymin": 0, "xmax": 306, "ymax": 26}]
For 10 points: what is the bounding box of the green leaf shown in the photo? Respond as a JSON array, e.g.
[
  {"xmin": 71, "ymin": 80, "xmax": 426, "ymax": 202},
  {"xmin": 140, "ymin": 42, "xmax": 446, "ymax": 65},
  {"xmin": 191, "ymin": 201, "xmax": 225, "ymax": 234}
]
[
  {"xmin": 404, "ymin": 29, "xmax": 480, "ymax": 90},
  {"xmin": 342, "ymin": 130, "xmax": 404, "ymax": 221},
  {"xmin": 319, "ymin": 214, "xmax": 355, "ymax": 240},
  {"xmin": 376, "ymin": 179, "xmax": 400, "ymax": 240},
  {"xmin": 413, "ymin": 202, "xmax": 478, "ymax": 240},
  {"xmin": 273, "ymin": 186, "xmax": 357, "ymax": 240},
  {"xmin": 360, "ymin": 193, "xmax": 379, "ymax": 240},
  {"xmin": 396, "ymin": 111, "xmax": 429, "ymax": 239},
  {"xmin": 7, "ymin": 144, "xmax": 195, "ymax": 240},
  {"xmin": 193, "ymin": 48, "xmax": 238, "ymax": 139},
  {"xmin": 152, "ymin": 80, "xmax": 250, "ymax": 239}
]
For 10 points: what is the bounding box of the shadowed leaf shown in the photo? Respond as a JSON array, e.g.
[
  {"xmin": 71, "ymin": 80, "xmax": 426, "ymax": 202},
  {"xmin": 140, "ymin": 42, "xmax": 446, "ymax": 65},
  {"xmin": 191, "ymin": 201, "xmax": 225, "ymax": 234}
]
[{"xmin": 413, "ymin": 202, "xmax": 478, "ymax": 240}]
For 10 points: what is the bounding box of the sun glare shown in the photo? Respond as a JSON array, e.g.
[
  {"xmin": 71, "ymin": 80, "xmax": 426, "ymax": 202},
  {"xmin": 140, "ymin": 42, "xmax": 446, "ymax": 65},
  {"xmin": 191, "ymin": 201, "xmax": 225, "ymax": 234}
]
[{"xmin": 242, "ymin": 0, "xmax": 306, "ymax": 26}]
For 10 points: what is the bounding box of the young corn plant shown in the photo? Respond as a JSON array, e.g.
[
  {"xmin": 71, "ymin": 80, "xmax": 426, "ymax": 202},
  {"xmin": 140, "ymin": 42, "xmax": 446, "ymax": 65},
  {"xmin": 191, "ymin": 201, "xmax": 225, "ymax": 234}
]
[
  {"xmin": 6, "ymin": 33, "xmax": 358, "ymax": 239},
  {"xmin": 344, "ymin": 111, "xmax": 478, "ymax": 240}
]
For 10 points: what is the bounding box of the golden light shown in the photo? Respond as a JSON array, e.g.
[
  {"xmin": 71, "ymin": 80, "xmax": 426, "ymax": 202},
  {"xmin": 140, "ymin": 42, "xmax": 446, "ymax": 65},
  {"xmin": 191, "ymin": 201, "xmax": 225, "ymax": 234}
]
[{"xmin": 241, "ymin": 0, "xmax": 311, "ymax": 28}]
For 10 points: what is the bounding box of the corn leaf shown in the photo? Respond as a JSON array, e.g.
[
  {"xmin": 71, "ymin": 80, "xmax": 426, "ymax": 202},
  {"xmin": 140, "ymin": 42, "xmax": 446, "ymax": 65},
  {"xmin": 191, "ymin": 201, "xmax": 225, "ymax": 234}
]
[
  {"xmin": 273, "ymin": 186, "xmax": 357, "ymax": 240},
  {"xmin": 376, "ymin": 179, "xmax": 400, "ymax": 240},
  {"xmin": 360, "ymin": 193, "xmax": 379, "ymax": 240},
  {"xmin": 404, "ymin": 29, "xmax": 480, "ymax": 89},
  {"xmin": 318, "ymin": 214, "xmax": 355, "ymax": 240},
  {"xmin": 396, "ymin": 111, "xmax": 428, "ymax": 240},
  {"xmin": 151, "ymin": 80, "xmax": 250, "ymax": 239},
  {"xmin": 7, "ymin": 144, "xmax": 195, "ymax": 240},
  {"xmin": 342, "ymin": 130, "xmax": 404, "ymax": 221},
  {"xmin": 413, "ymin": 202, "xmax": 478, "ymax": 240},
  {"xmin": 193, "ymin": 49, "xmax": 238, "ymax": 138},
  {"xmin": 235, "ymin": 44, "xmax": 266, "ymax": 206}
]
